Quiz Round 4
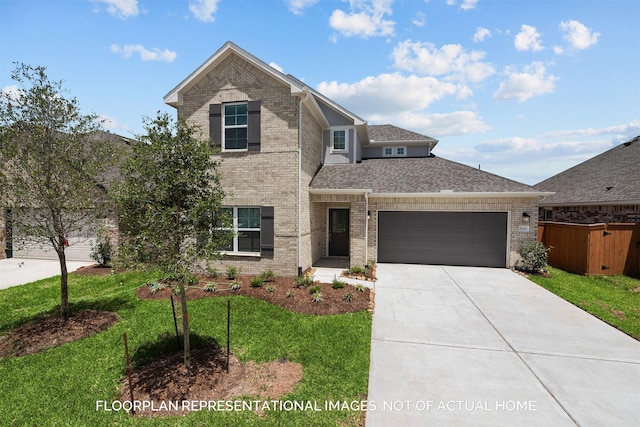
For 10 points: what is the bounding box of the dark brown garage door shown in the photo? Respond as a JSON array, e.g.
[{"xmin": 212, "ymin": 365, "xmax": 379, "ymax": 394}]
[{"xmin": 378, "ymin": 211, "xmax": 508, "ymax": 267}]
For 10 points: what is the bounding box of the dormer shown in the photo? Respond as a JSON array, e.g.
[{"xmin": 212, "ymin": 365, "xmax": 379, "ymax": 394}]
[{"xmin": 362, "ymin": 124, "xmax": 438, "ymax": 159}]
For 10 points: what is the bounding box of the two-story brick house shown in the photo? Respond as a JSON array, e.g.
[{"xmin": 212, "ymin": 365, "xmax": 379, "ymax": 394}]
[{"xmin": 164, "ymin": 42, "xmax": 549, "ymax": 276}]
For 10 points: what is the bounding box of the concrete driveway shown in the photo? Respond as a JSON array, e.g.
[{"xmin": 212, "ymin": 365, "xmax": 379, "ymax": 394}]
[
  {"xmin": 0, "ymin": 258, "xmax": 95, "ymax": 290},
  {"xmin": 367, "ymin": 264, "xmax": 640, "ymax": 426}
]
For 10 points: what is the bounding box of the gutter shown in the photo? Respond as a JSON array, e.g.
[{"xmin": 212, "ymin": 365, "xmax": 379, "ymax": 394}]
[{"xmin": 308, "ymin": 189, "xmax": 553, "ymax": 198}]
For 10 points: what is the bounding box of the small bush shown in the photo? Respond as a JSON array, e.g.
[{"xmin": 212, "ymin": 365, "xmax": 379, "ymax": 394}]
[
  {"xmin": 250, "ymin": 277, "xmax": 264, "ymax": 288},
  {"xmin": 206, "ymin": 266, "xmax": 219, "ymax": 279},
  {"xmin": 354, "ymin": 284, "xmax": 366, "ymax": 292},
  {"xmin": 332, "ymin": 277, "xmax": 346, "ymax": 289},
  {"xmin": 286, "ymin": 290, "xmax": 294, "ymax": 298},
  {"xmin": 347, "ymin": 266, "xmax": 366, "ymax": 275},
  {"xmin": 260, "ymin": 269, "xmax": 277, "ymax": 282},
  {"xmin": 343, "ymin": 292, "xmax": 353, "ymax": 302},
  {"xmin": 517, "ymin": 241, "xmax": 550, "ymax": 273},
  {"xmin": 202, "ymin": 282, "xmax": 217, "ymax": 292},
  {"xmin": 265, "ymin": 285, "xmax": 275, "ymax": 293},
  {"xmin": 311, "ymin": 291, "xmax": 323, "ymax": 303},
  {"xmin": 295, "ymin": 275, "xmax": 314, "ymax": 288},
  {"xmin": 226, "ymin": 265, "xmax": 241, "ymax": 280},
  {"xmin": 230, "ymin": 281, "xmax": 241, "ymax": 291},
  {"xmin": 90, "ymin": 232, "xmax": 112, "ymax": 267},
  {"xmin": 308, "ymin": 285, "xmax": 321, "ymax": 295}
]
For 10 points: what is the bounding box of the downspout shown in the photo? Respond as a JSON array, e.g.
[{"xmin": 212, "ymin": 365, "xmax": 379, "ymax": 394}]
[
  {"xmin": 298, "ymin": 89, "xmax": 311, "ymax": 276},
  {"xmin": 365, "ymin": 190, "xmax": 369, "ymax": 267}
]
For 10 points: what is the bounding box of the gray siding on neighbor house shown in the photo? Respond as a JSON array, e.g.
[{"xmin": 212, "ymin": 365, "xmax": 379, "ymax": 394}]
[
  {"xmin": 362, "ymin": 145, "xmax": 431, "ymax": 159},
  {"xmin": 323, "ymin": 128, "xmax": 357, "ymax": 164},
  {"xmin": 317, "ymin": 100, "xmax": 352, "ymax": 126}
]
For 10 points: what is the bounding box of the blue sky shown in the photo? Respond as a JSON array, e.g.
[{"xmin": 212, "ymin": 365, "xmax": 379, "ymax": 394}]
[{"xmin": 1, "ymin": 0, "xmax": 638, "ymax": 184}]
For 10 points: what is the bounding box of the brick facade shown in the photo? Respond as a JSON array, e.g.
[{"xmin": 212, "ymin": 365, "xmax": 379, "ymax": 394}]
[{"xmin": 541, "ymin": 205, "xmax": 640, "ymax": 224}]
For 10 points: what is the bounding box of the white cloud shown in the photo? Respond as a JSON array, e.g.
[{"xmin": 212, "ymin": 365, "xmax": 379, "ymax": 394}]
[
  {"xmin": 514, "ymin": 24, "xmax": 544, "ymax": 52},
  {"xmin": 493, "ymin": 62, "xmax": 557, "ymax": 102},
  {"xmin": 545, "ymin": 119, "xmax": 640, "ymax": 140},
  {"xmin": 473, "ymin": 27, "xmax": 491, "ymax": 43},
  {"xmin": 269, "ymin": 62, "xmax": 284, "ymax": 73},
  {"xmin": 559, "ymin": 20, "xmax": 600, "ymax": 50},
  {"xmin": 317, "ymin": 72, "xmax": 461, "ymax": 116},
  {"xmin": 98, "ymin": 114, "xmax": 131, "ymax": 133},
  {"xmin": 286, "ymin": 0, "xmax": 320, "ymax": 15},
  {"xmin": 412, "ymin": 12, "xmax": 426, "ymax": 27},
  {"xmin": 391, "ymin": 40, "xmax": 495, "ymax": 83},
  {"xmin": 381, "ymin": 110, "xmax": 491, "ymax": 136},
  {"xmin": 93, "ymin": 0, "xmax": 139, "ymax": 18},
  {"xmin": 110, "ymin": 44, "xmax": 177, "ymax": 62},
  {"xmin": 446, "ymin": 0, "xmax": 479, "ymax": 10},
  {"xmin": 1, "ymin": 84, "xmax": 21, "ymax": 102},
  {"xmin": 329, "ymin": 0, "xmax": 395, "ymax": 39},
  {"xmin": 189, "ymin": 0, "xmax": 220, "ymax": 23}
]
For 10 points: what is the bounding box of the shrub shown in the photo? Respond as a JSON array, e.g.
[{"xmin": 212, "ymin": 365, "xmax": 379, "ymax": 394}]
[
  {"xmin": 230, "ymin": 281, "xmax": 241, "ymax": 291},
  {"xmin": 206, "ymin": 266, "xmax": 219, "ymax": 279},
  {"xmin": 308, "ymin": 285, "xmax": 321, "ymax": 295},
  {"xmin": 250, "ymin": 277, "xmax": 264, "ymax": 288},
  {"xmin": 311, "ymin": 291, "xmax": 323, "ymax": 303},
  {"xmin": 343, "ymin": 292, "xmax": 353, "ymax": 302},
  {"xmin": 226, "ymin": 265, "xmax": 241, "ymax": 280},
  {"xmin": 202, "ymin": 282, "xmax": 217, "ymax": 292},
  {"xmin": 354, "ymin": 284, "xmax": 366, "ymax": 292},
  {"xmin": 517, "ymin": 241, "xmax": 550, "ymax": 273},
  {"xmin": 90, "ymin": 231, "xmax": 112, "ymax": 267},
  {"xmin": 332, "ymin": 277, "xmax": 346, "ymax": 289},
  {"xmin": 265, "ymin": 285, "xmax": 275, "ymax": 293},
  {"xmin": 260, "ymin": 269, "xmax": 276, "ymax": 282},
  {"xmin": 295, "ymin": 275, "xmax": 313, "ymax": 288},
  {"xmin": 347, "ymin": 266, "xmax": 366, "ymax": 275},
  {"xmin": 286, "ymin": 290, "xmax": 294, "ymax": 298}
]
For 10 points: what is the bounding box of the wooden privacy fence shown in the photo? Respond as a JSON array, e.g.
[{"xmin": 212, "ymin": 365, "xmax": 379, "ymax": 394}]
[{"xmin": 538, "ymin": 222, "xmax": 640, "ymax": 276}]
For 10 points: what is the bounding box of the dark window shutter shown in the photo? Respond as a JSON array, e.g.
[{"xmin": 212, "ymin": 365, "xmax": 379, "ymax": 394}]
[
  {"xmin": 209, "ymin": 104, "xmax": 222, "ymax": 149},
  {"xmin": 247, "ymin": 100, "xmax": 261, "ymax": 152},
  {"xmin": 260, "ymin": 206, "xmax": 274, "ymax": 257}
]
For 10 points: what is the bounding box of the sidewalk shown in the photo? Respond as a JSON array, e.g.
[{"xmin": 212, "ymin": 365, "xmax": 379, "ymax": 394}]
[{"xmin": 0, "ymin": 258, "xmax": 95, "ymax": 290}]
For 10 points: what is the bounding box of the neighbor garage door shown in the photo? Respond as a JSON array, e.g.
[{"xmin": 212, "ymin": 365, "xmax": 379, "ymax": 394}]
[{"xmin": 378, "ymin": 211, "xmax": 508, "ymax": 267}]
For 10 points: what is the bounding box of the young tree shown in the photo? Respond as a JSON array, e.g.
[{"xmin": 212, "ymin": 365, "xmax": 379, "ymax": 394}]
[
  {"xmin": 0, "ymin": 64, "xmax": 117, "ymax": 321},
  {"xmin": 113, "ymin": 112, "xmax": 231, "ymax": 372}
]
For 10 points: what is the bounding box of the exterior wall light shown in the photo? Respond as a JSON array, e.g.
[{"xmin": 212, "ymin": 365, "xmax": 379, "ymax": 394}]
[{"xmin": 522, "ymin": 212, "xmax": 531, "ymax": 223}]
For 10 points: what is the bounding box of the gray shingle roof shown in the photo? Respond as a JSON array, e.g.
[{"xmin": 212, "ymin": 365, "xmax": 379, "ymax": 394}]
[
  {"xmin": 310, "ymin": 157, "xmax": 541, "ymax": 194},
  {"xmin": 367, "ymin": 124, "xmax": 437, "ymax": 144},
  {"xmin": 534, "ymin": 136, "xmax": 640, "ymax": 205}
]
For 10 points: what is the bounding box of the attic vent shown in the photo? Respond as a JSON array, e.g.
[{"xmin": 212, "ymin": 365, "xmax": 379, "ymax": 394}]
[{"xmin": 606, "ymin": 186, "xmax": 613, "ymax": 191}]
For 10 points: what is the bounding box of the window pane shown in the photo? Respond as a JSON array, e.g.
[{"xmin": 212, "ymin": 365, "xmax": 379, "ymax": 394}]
[
  {"xmin": 396, "ymin": 147, "xmax": 405, "ymax": 155},
  {"xmin": 224, "ymin": 104, "xmax": 248, "ymax": 126},
  {"xmin": 225, "ymin": 128, "xmax": 248, "ymax": 150},
  {"xmin": 238, "ymin": 231, "xmax": 260, "ymax": 252},
  {"xmin": 384, "ymin": 148, "xmax": 392, "ymax": 155},
  {"xmin": 238, "ymin": 208, "xmax": 260, "ymax": 228},
  {"xmin": 333, "ymin": 130, "xmax": 346, "ymax": 150}
]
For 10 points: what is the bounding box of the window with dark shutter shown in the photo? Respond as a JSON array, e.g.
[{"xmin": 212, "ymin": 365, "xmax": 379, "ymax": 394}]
[
  {"xmin": 210, "ymin": 100, "xmax": 261, "ymax": 152},
  {"xmin": 247, "ymin": 100, "xmax": 261, "ymax": 152}
]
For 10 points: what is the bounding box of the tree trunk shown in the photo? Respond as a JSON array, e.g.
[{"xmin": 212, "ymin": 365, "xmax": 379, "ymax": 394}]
[
  {"xmin": 57, "ymin": 246, "xmax": 69, "ymax": 321},
  {"xmin": 180, "ymin": 285, "xmax": 191, "ymax": 372}
]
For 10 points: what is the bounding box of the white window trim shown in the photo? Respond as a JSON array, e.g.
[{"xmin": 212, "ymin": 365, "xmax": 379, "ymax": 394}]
[
  {"xmin": 395, "ymin": 146, "xmax": 407, "ymax": 156},
  {"xmin": 222, "ymin": 102, "xmax": 248, "ymax": 152},
  {"xmin": 330, "ymin": 127, "xmax": 349, "ymax": 154},
  {"xmin": 382, "ymin": 147, "xmax": 394, "ymax": 157},
  {"xmin": 221, "ymin": 207, "xmax": 261, "ymax": 256}
]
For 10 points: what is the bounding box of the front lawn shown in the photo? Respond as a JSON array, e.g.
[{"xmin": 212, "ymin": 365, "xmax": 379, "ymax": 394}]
[
  {"xmin": 528, "ymin": 267, "xmax": 640, "ymax": 340},
  {"xmin": 0, "ymin": 270, "xmax": 372, "ymax": 426}
]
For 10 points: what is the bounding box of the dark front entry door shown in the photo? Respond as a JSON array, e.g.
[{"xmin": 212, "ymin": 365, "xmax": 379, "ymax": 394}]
[{"xmin": 329, "ymin": 209, "xmax": 349, "ymax": 257}]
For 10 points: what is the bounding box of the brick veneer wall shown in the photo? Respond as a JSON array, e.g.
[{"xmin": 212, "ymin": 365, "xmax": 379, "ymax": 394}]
[
  {"xmin": 544, "ymin": 205, "xmax": 640, "ymax": 224},
  {"xmin": 178, "ymin": 53, "xmax": 304, "ymax": 276}
]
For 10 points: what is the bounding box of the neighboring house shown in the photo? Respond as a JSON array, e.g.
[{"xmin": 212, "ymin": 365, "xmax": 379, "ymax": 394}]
[
  {"xmin": 164, "ymin": 42, "xmax": 549, "ymax": 276},
  {"xmin": 0, "ymin": 130, "xmax": 131, "ymax": 261},
  {"xmin": 534, "ymin": 136, "xmax": 640, "ymax": 223}
]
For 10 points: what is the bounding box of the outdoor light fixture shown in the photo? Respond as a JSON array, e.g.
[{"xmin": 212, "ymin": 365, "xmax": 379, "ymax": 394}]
[
  {"xmin": 522, "ymin": 212, "xmax": 531, "ymax": 223},
  {"xmin": 367, "ymin": 210, "xmax": 371, "ymax": 220}
]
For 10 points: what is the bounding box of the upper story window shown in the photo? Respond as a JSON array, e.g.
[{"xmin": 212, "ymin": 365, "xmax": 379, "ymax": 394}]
[
  {"xmin": 383, "ymin": 146, "xmax": 407, "ymax": 157},
  {"xmin": 331, "ymin": 129, "xmax": 348, "ymax": 153},
  {"xmin": 223, "ymin": 103, "xmax": 248, "ymax": 151}
]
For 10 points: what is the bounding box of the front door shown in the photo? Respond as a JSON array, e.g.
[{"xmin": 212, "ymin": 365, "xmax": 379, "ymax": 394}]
[{"xmin": 328, "ymin": 209, "xmax": 349, "ymax": 257}]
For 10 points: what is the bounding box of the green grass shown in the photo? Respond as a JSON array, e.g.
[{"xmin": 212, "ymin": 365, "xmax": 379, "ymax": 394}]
[
  {"xmin": 528, "ymin": 267, "xmax": 640, "ymax": 340},
  {"xmin": 0, "ymin": 271, "xmax": 371, "ymax": 426}
]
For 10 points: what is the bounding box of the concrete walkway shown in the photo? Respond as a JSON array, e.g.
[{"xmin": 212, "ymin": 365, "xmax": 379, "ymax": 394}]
[
  {"xmin": 367, "ymin": 264, "xmax": 640, "ymax": 426},
  {"xmin": 0, "ymin": 258, "xmax": 95, "ymax": 290}
]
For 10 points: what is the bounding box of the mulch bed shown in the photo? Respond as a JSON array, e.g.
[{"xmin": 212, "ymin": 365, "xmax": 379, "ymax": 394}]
[
  {"xmin": 136, "ymin": 274, "xmax": 372, "ymax": 316},
  {"xmin": 0, "ymin": 309, "xmax": 119, "ymax": 357}
]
